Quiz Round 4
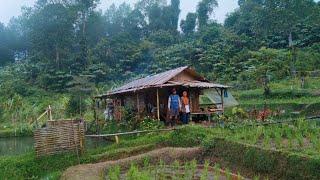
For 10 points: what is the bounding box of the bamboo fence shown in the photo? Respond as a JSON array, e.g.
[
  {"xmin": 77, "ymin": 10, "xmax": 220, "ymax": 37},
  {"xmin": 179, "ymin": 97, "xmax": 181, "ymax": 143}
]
[{"xmin": 34, "ymin": 119, "xmax": 85, "ymax": 157}]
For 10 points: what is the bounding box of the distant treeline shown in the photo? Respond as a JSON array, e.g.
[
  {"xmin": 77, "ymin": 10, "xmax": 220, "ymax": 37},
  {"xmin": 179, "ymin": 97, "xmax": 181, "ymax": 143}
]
[{"xmin": 0, "ymin": 0, "xmax": 319, "ymax": 94}]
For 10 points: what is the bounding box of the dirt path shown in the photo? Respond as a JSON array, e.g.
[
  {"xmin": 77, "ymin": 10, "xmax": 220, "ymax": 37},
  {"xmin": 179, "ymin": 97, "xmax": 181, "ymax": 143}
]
[{"xmin": 61, "ymin": 147, "xmax": 202, "ymax": 180}]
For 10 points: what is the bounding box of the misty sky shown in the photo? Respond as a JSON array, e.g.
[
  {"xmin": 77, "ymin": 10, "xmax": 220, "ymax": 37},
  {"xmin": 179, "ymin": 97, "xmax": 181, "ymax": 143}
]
[{"xmin": 0, "ymin": 0, "xmax": 238, "ymax": 25}]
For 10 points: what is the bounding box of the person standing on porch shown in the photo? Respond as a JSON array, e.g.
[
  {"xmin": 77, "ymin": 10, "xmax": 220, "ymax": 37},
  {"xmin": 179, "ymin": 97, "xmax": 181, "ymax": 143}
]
[
  {"xmin": 181, "ymin": 91, "xmax": 190, "ymax": 124},
  {"xmin": 168, "ymin": 88, "xmax": 181, "ymax": 126}
]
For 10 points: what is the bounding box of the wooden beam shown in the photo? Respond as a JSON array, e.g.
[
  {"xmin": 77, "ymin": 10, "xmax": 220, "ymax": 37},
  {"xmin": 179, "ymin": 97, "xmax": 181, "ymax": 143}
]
[
  {"xmin": 215, "ymin": 88, "xmax": 222, "ymax": 96},
  {"xmin": 156, "ymin": 89, "xmax": 160, "ymax": 120}
]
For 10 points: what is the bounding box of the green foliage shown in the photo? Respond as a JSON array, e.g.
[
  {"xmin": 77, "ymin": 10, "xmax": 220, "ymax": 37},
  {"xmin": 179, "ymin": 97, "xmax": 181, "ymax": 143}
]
[
  {"xmin": 180, "ymin": 12, "xmax": 197, "ymax": 35},
  {"xmin": 138, "ymin": 117, "xmax": 165, "ymax": 130},
  {"xmin": 168, "ymin": 125, "xmax": 211, "ymax": 147},
  {"xmin": 0, "ymin": 132, "xmax": 167, "ymax": 179},
  {"xmin": 1, "ymin": 122, "xmax": 319, "ymax": 179},
  {"xmin": 244, "ymin": 148, "xmax": 276, "ymax": 173},
  {"xmin": 0, "ymin": 0, "xmax": 318, "ymax": 92},
  {"xmin": 64, "ymin": 91, "xmax": 90, "ymax": 118},
  {"xmin": 205, "ymin": 137, "xmax": 320, "ymax": 179},
  {"xmin": 106, "ymin": 159, "xmax": 241, "ymax": 180},
  {"xmin": 231, "ymin": 107, "xmax": 248, "ymax": 120},
  {"xmin": 108, "ymin": 165, "xmax": 121, "ymax": 180},
  {"xmin": 0, "ymin": 0, "xmax": 319, "ymax": 130},
  {"xmin": 213, "ymin": 163, "xmax": 220, "ymax": 180},
  {"xmin": 0, "ymin": 23, "xmax": 15, "ymax": 66},
  {"xmin": 197, "ymin": 0, "xmax": 218, "ymax": 28},
  {"xmin": 225, "ymin": 0, "xmax": 320, "ymax": 48},
  {"xmin": 200, "ymin": 160, "xmax": 209, "ymax": 180}
]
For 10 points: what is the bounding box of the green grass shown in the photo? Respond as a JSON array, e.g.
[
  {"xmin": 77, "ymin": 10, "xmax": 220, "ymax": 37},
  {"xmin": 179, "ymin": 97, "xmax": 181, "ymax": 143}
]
[
  {"xmin": 233, "ymin": 77, "xmax": 320, "ymax": 100},
  {"xmin": 0, "ymin": 123, "xmax": 34, "ymax": 137},
  {"xmin": 0, "ymin": 133, "xmax": 166, "ymax": 179},
  {"xmin": 0, "ymin": 126, "xmax": 211, "ymax": 179},
  {"xmin": 218, "ymin": 120, "xmax": 320, "ymax": 158},
  {"xmin": 230, "ymin": 78, "xmax": 320, "ymax": 119},
  {"xmin": 1, "ymin": 124, "xmax": 319, "ymax": 179},
  {"xmin": 105, "ymin": 159, "xmax": 242, "ymax": 180}
]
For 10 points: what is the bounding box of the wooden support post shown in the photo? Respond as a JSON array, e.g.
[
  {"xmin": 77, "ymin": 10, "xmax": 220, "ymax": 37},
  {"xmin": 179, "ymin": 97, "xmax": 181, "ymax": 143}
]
[
  {"xmin": 119, "ymin": 99, "xmax": 122, "ymax": 121},
  {"xmin": 156, "ymin": 88, "xmax": 160, "ymax": 120},
  {"xmin": 220, "ymin": 89, "xmax": 224, "ymax": 113},
  {"xmin": 93, "ymin": 98, "xmax": 99, "ymax": 134},
  {"xmin": 136, "ymin": 93, "xmax": 140, "ymax": 118}
]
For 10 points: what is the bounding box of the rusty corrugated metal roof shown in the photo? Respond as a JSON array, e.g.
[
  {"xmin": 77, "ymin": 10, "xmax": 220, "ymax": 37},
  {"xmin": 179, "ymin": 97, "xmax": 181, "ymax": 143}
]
[
  {"xmin": 174, "ymin": 81, "xmax": 229, "ymax": 88},
  {"xmin": 95, "ymin": 66, "xmax": 229, "ymax": 97},
  {"xmin": 108, "ymin": 66, "xmax": 189, "ymax": 95}
]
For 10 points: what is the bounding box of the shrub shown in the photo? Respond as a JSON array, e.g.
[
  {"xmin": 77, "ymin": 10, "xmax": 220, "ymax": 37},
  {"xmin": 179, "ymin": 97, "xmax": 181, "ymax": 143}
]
[
  {"xmin": 138, "ymin": 117, "xmax": 165, "ymax": 130},
  {"xmin": 167, "ymin": 125, "xmax": 211, "ymax": 147},
  {"xmin": 66, "ymin": 94, "xmax": 87, "ymax": 117},
  {"xmin": 203, "ymin": 137, "xmax": 320, "ymax": 179}
]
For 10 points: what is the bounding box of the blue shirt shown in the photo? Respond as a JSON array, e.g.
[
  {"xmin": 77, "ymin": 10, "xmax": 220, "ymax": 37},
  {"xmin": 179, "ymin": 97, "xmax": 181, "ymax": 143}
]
[{"xmin": 169, "ymin": 94, "xmax": 180, "ymax": 110}]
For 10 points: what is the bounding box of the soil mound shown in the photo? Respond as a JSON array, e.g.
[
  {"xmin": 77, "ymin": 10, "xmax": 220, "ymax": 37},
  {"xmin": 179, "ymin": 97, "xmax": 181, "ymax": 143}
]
[{"xmin": 61, "ymin": 147, "xmax": 202, "ymax": 180}]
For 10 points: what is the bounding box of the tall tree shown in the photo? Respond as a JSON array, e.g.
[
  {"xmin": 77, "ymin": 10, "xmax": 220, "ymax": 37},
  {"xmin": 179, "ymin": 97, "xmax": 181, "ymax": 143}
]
[
  {"xmin": 0, "ymin": 23, "xmax": 14, "ymax": 66},
  {"xmin": 74, "ymin": 0, "xmax": 100, "ymax": 69},
  {"xmin": 25, "ymin": 3, "xmax": 75, "ymax": 69},
  {"xmin": 225, "ymin": 0, "xmax": 319, "ymax": 46},
  {"xmin": 168, "ymin": 0, "xmax": 180, "ymax": 31},
  {"xmin": 180, "ymin": 12, "xmax": 197, "ymax": 35},
  {"xmin": 196, "ymin": 0, "xmax": 218, "ymax": 29}
]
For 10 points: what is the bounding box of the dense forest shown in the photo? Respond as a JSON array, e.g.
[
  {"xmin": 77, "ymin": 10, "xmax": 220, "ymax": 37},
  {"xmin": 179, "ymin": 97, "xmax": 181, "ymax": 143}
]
[{"xmin": 0, "ymin": 0, "xmax": 320, "ymax": 123}]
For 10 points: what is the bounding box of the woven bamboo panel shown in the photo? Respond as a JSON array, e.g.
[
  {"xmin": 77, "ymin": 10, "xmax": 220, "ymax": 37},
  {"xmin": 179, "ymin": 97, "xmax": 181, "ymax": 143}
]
[{"xmin": 34, "ymin": 119, "xmax": 85, "ymax": 157}]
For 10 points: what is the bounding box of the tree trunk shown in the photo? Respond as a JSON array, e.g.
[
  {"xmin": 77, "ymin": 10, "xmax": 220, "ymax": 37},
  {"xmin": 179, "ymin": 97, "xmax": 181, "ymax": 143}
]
[{"xmin": 55, "ymin": 47, "xmax": 60, "ymax": 69}]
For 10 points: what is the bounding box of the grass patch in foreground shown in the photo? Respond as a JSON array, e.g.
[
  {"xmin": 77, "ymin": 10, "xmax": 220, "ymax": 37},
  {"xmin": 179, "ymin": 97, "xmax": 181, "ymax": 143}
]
[
  {"xmin": 203, "ymin": 137, "xmax": 320, "ymax": 179},
  {"xmin": 0, "ymin": 133, "xmax": 167, "ymax": 179},
  {"xmin": 0, "ymin": 125, "xmax": 213, "ymax": 179},
  {"xmin": 1, "ymin": 123, "xmax": 318, "ymax": 179}
]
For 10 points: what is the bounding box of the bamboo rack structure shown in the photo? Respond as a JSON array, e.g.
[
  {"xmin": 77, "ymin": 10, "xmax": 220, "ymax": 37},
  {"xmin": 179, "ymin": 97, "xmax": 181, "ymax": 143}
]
[{"xmin": 34, "ymin": 119, "xmax": 85, "ymax": 157}]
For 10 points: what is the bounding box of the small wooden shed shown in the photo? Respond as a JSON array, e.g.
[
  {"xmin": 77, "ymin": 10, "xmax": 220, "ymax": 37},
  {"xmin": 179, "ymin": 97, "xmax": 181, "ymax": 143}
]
[{"xmin": 95, "ymin": 66, "xmax": 229, "ymax": 121}]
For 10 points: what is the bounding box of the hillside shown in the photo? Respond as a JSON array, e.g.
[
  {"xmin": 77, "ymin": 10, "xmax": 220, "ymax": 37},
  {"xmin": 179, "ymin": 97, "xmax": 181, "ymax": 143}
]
[{"xmin": 0, "ymin": 0, "xmax": 320, "ymax": 130}]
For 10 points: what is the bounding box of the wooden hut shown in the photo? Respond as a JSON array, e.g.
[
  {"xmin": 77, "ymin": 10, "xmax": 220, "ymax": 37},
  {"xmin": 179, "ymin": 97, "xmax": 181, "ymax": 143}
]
[{"xmin": 95, "ymin": 66, "xmax": 229, "ymax": 122}]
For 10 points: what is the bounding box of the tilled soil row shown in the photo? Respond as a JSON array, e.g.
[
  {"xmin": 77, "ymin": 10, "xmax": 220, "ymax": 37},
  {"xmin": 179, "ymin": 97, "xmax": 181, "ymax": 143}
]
[{"xmin": 61, "ymin": 147, "xmax": 202, "ymax": 180}]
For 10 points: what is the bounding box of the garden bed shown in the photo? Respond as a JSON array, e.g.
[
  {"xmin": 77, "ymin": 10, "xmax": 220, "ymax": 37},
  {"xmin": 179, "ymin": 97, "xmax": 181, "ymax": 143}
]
[
  {"xmin": 204, "ymin": 138, "xmax": 320, "ymax": 179},
  {"xmin": 108, "ymin": 161, "xmax": 246, "ymax": 180}
]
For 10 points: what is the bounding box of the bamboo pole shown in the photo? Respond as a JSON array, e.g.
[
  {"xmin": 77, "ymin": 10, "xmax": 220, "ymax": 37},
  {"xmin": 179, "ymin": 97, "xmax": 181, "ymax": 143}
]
[
  {"xmin": 48, "ymin": 105, "xmax": 53, "ymax": 121},
  {"xmin": 85, "ymin": 128, "xmax": 176, "ymax": 138},
  {"xmin": 35, "ymin": 109, "xmax": 48, "ymax": 123},
  {"xmin": 156, "ymin": 88, "xmax": 160, "ymax": 120}
]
